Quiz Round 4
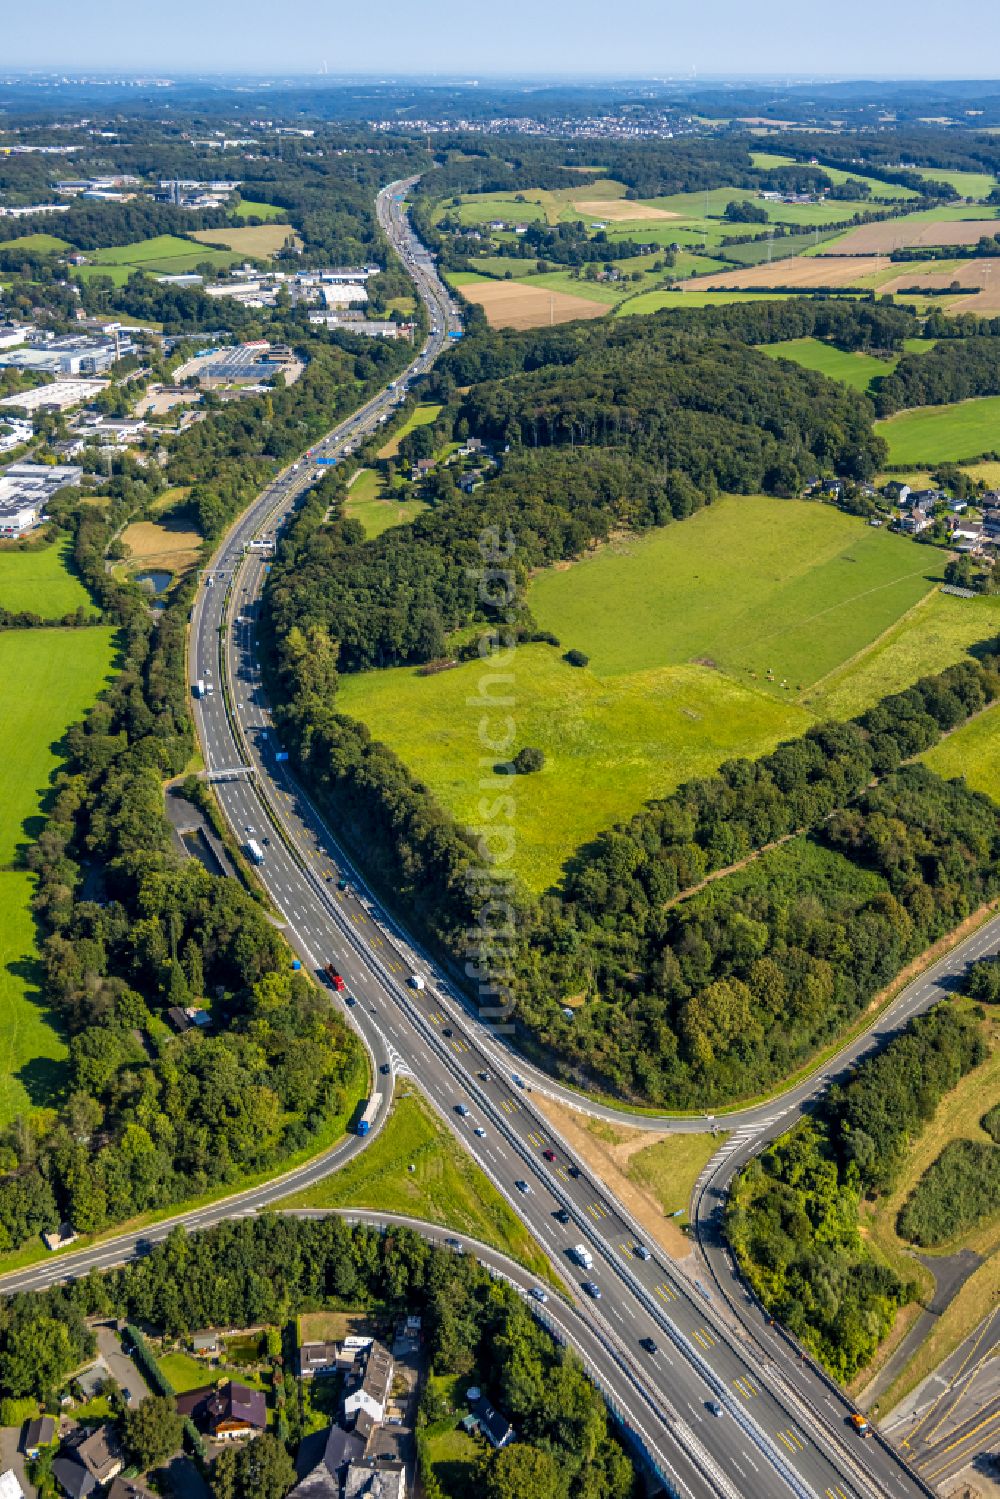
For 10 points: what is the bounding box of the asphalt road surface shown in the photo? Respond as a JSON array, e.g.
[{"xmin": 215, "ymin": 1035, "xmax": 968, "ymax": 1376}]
[{"xmin": 0, "ymin": 180, "xmax": 945, "ymax": 1499}]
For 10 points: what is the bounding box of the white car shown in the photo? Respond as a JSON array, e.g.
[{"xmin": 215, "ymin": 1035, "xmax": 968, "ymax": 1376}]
[{"xmin": 409, "ymin": 973, "xmax": 425, "ymax": 991}]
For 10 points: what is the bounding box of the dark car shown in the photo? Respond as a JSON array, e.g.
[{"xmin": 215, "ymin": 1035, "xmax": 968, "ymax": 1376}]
[
  {"xmin": 380, "ymin": 1063, "xmax": 391, "ymax": 1075},
  {"xmin": 582, "ymin": 1281, "xmax": 601, "ymax": 1299},
  {"xmin": 640, "ymin": 1337, "xmax": 657, "ymax": 1355},
  {"xmin": 567, "ymin": 1165, "xmax": 581, "ymax": 1179},
  {"xmin": 554, "ymin": 1208, "xmax": 571, "ymax": 1225},
  {"xmin": 442, "ymin": 1027, "xmax": 453, "ymax": 1038}
]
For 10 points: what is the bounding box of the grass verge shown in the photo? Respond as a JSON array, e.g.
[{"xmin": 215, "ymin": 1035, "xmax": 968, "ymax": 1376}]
[{"xmin": 278, "ymin": 1087, "xmax": 556, "ymax": 1285}]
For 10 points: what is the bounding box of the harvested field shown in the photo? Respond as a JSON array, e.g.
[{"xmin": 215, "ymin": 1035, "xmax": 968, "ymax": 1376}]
[
  {"xmin": 190, "ymin": 223, "xmax": 298, "ymax": 257},
  {"xmin": 879, "ymin": 257, "xmax": 1000, "ymax": 314},
  {"xmin": 694, "ymin": 255, "xmax": 890, "ymax": 291},
  {"xmin": 120, "ymin": 517, "xmax": 202, "ymax": 577},
  {"xmin": 571, "ymin": 198, "xmax": 679, "ymax": 221},
  {"xmin": 454, "ymin": 275, "xmax": 607, "ymax": 329},
  {"xmin": 821, "ymin": 218, "xmax": 1000, "ymax": 255}
]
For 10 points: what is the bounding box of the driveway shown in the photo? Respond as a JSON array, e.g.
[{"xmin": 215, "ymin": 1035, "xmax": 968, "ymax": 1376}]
[
  {"xmin": 92, "ymin": 1322, "xmax": 151, "ymax": 1407},
  {"xmin": 0, "ymin": 1425, "xmax": 35, "ymax": 1497}
]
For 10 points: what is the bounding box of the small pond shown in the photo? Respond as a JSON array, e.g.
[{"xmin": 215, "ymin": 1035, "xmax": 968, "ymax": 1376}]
[{"xmin": 136, "ymin": 569, "xmax": 173, "ymax": 594}]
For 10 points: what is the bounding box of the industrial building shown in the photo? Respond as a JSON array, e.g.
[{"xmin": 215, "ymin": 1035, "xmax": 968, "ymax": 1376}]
[
  {"xmin": 0, "ymin": 378, "xmax": 107, "ymax": 413},
  {"xmin": 0, "ymin": 461, "xmax": 82, "ymax": 536},
  {"xmin": 0, "ymin": 330, "xmax": 133, "ymax": 376}
]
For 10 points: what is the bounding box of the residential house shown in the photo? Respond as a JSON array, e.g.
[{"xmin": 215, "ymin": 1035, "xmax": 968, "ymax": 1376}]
[
  {"xmin": 947, "ymin": 497, "xmax": 968, "ymax": 513},
  {"xmin": 952, "ymin": 523, "xmax": 986, "ymax": 551},
  {"xmin": 459, "ymin": 469, "xmax": 483, "ymax": 494},
  {"xmin": 0, "ymin": 1472, "xmax": 24, "ymax": 1499},
  {"xmin": 343, "ymin": 1342, "xmax": 394, "ymax": 1426},
  {"xmin": 457, "ymin": 437, "xmax": 486, "ymax": 458},
  {"xmin": 299, "ymin": 1340, "xmax": 340, "ymax": 1378},
  {"xmin": 897, "ymin": 509, "xmax": 932, "ymax": 535},
  {"xmin": 409, "ymin": 459, "xmax": 435, "ymax": 483},
  {"xmin": 883, "ymin": 481, "xmax": 911, "ymax": 506},
  {"xmin": 23, "ymin": 1415, "xmax": 56, "ymax": 1458},
  {"xmin": 107, "ymin": 1481, "xmax": 157, "ymax": 1499},
  {"xmin": 470, "ymin": 1395, "xmax": 515, "ymax": 1450},
  {"xmin": 52, "ymin": 1425, "xmax": 123, "ymax": 1499},
  {"xmin": 191, "ymin": 1332, "xmax": 221, "ymax": 1357},
  {"xmin": 74, "ymin": 1365, "xmax": 108, "ymax": 1402},
  {"xmin": 344, "ymin": 1461, "xmax": 406, "ymax": 1498},
  {"xmin": 175, "ymin": 1381, "xmax": 267, "ymax": 1440},
  {"xmin": 908, "ymin": 488, "xmax": 945, "ymax": 509}
]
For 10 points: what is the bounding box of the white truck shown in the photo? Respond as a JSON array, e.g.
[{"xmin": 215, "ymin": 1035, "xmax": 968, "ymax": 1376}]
[
  {"xmin": 246, "ymin": 839, "xmax": 265, "ymax": 866},
  {"xmin": 572, "ymin": 1244, "xmax": 593, "ymax": 1270},
  {"xmin": 194, "ymin": 679, "xmax": 206, "ymax": 698}
]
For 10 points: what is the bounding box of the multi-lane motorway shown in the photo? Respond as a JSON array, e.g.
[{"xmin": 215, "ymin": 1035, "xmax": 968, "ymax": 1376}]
[{"xmin": 0, "ymin": 179, "xmax": 953, "ymax": 1498}]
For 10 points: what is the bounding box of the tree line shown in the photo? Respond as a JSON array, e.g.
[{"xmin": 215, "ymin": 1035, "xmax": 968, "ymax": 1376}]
[
  {"xmin": 726, "ymin": 1003, "xmax": 986, "ymax": 1380},
  {"xmin": 0, "ymin": 313, "xmax": 419, "ymax": 1253}
]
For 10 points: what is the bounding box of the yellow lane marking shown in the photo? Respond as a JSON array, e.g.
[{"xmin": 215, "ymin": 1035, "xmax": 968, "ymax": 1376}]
[{"xmin": 921, "ymin": 1406, "xmax": 1000, "ymax": 1478}]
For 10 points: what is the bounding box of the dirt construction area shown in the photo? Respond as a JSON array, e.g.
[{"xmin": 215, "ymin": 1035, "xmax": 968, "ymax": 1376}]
[
  {"xmin": 458, "ymin": 277, "xmax": 609, "ymax": 329},
  {"xmin": 821, "ymin": 218, "xmax": 1000, "ymax": 255}
]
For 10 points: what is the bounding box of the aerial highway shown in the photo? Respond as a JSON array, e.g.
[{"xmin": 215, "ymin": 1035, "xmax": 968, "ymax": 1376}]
[{"xmin": 0, "ymin": 180, "xmax": 941, "ymax": 1499}]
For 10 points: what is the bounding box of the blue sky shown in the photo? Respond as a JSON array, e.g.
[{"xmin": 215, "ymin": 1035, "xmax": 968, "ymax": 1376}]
[{"xmin": 6, "ymin": 0, "xmax": 999, "ymax": 78}]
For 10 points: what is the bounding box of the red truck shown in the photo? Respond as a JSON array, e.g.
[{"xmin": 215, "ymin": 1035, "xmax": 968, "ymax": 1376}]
[{"xmin": 324, "ymin": 963, "xmax": 345, "ymax": 992}]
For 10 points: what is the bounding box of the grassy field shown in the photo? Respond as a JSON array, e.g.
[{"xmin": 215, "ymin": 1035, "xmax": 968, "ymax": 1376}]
[
  {"xmin": 874, "ymin": 395, "xmax": 1000, "ymax": 465},
  {"xmin": 278, "ymin": 1088, "xmax": 554, "ymax": 1281},
  {"xmin": 0, "ymin": 534, "xmax": 95, "ymax": 617},
  {"xmin": 0, "ymin": 232, "xmax": 72, "ymax": 253},
  {"xmin": 190, "ymin": 223, "xmax": 298, "ymax": 257},
  {"xmin": 343, "ymin": 469, "xmax": 429, "ymax": 538},
  {"xmin": 377, "ymin": 402, "xmax": 443, "ymax": 458},
  {"xmin": 527, "ymin": 496, "xmax": 936, "ymax": 687},
  {"xmin": 806, "ymin": 588, "xmax": 1000, "ymax": 718},
  {"xmin": 0, "ymin": 627, "xmax": 117, "ymax": 865},
  {"xmin": 921, "ymin": 700, "xmax": 1000, "ymax": 801},
  {"xmin": 0, "ymin": 873, "xmax": 68, "ymax": 1127},
  {"xmin": 0, "ymin": 626, "xmax": 117, "ymax": 1125},
  {"xmin": 232, "ymin": 199, "xmax": 287, "ymax": 220},
  {"xmin": 77, "ymin": 234, "xmax": 241, "ymax": 281},
  {"xmin": 617, "ymin": 288, "xmax": 823, "ymax": 314},
  {"xmin": 338, "ymin": 498, "xmax": 948, "ymax": 890},
  {"xmin": 749, "ymin": 153, "xmax": 919, "ymax": 200},
  {"xmin": 759, "ymin": 335, "xmax": 899, "ymax": 392},
  {"xmin": 339, "ymin": 649, "xmax": 809, "ymax": 893},
  {"xmin": 912, "ymin": 168, "xmax": 998, "ymax": 200}
]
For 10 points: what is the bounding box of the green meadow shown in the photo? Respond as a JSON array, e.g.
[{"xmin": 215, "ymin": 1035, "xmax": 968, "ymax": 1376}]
[
  {"xmin": 875, "ymin": 396, "xmax": 1000, "ymax": 466},
  {"xmin": 337, "ymin": 497, "xmax": 948, "ymax": 891},
  {"xmin": 759, "ymin": 335, "xmax": 899, "ymax": 393},
  {"xmin": 0, "ymin": 534, "xmax": 95, "ymax": 618},
  {"xmin": 0, "ymin": 626, "xmax": 117, "ymax": 1123},
  {"xmin": 377, "ymin": 402, "xmax": 443, "ymax": 458},
  {"xmin": 232, "ymin": 199, "xmax": 287, "ymax": 220},
  {"xmin": 344, "ymin": 468, "xmax": 429, "ymax": 538},
  {"xmin": 921, "ymin": 701, "xmax": 1000, "ymax": 803}
]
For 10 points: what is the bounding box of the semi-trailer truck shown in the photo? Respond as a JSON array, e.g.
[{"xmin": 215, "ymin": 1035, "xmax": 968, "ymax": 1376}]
[
  {"xmin": 572, "ymin": 1244, "xmax": 593, "ymax": 1269},
  {"xmin": 194, "ymin": 679, "xmax": 206, "ymax": 698},
  {"xmin": 357, "ymin": 1092, "xmax": 382, "ymax": 1136},
  {"xmin": 246, "ymin": 839, "xmax": 264, "ymax": 865}
]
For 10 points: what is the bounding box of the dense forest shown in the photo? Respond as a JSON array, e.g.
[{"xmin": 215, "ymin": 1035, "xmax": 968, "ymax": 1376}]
[
  {"xmin": 263, "ymin": 290, "xmax": 1000, "ymax": 1108},
  {"xmin": 0, "ymin": 1215, "xmax": 637, "ymax": 1499},
  {"xmin": 727, "ymin": 1004, "xmax": 986, "ymax": 1379}
]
